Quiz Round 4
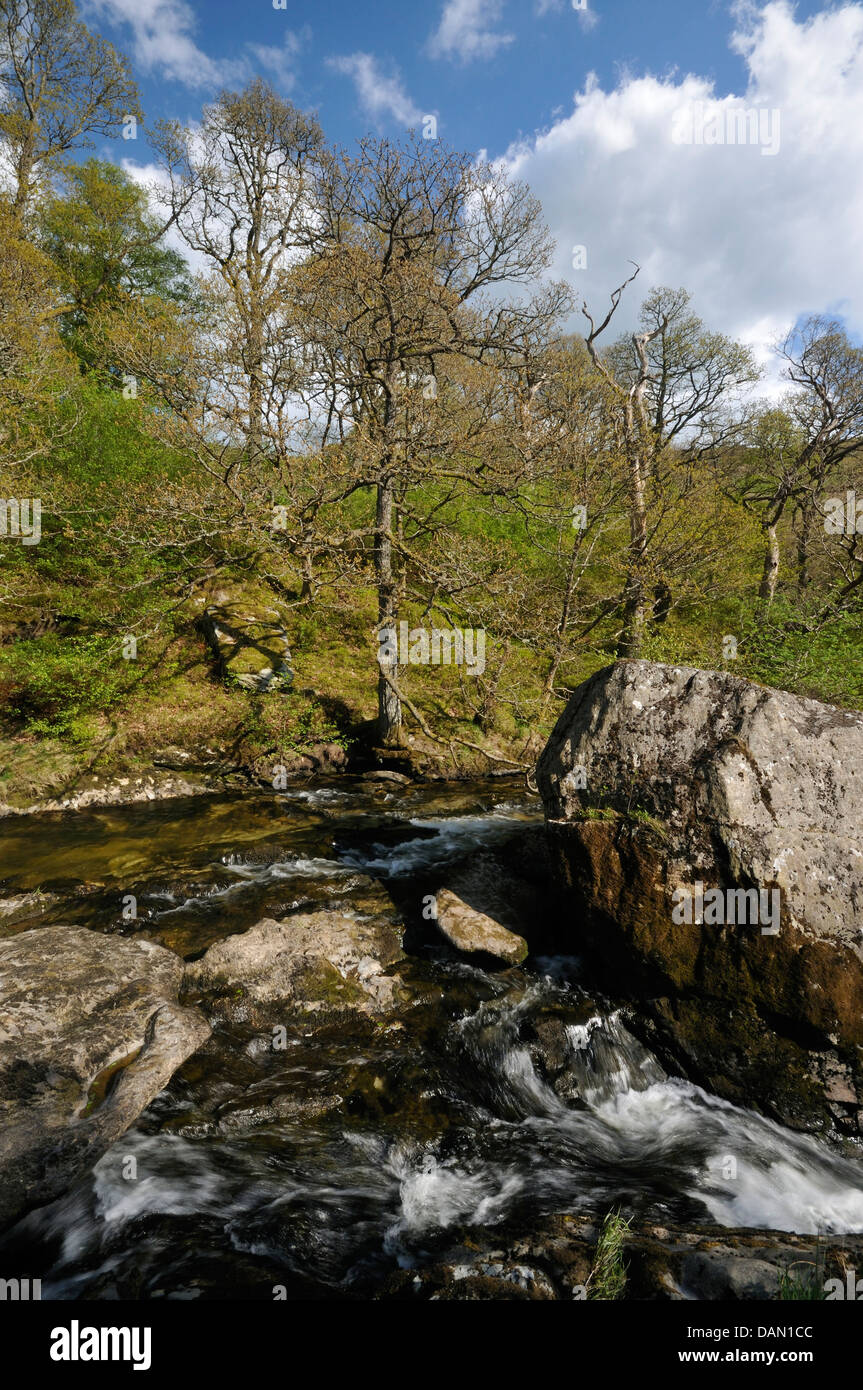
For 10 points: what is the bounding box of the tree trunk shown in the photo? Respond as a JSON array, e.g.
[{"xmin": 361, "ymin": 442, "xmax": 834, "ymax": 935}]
[
  {"xmin": 12, "ymin": 129, "xmax": 37, "ymax": 222},
  {"xmin": 247, "ymin": 292, "xmax": 265, "ymax": 462},
  {"xmin": 619, "ymin": 569, "xmax": 647, "ymax": 657},
  {"xmin": 618, "ymin": 400, "xmax": 648, "ymax": 658},
  {"xmin": 543, "ymin": 531, "xmax": 580, "ymax": 709},
  {"xmin": 299, "ymin": 550, "xmax": 314, "ymax": 601},
  {"xmin": 759, "ymin": 524, "xmax": 780, "ymax": 604},
  {"xmin": 375, "ymin": 471, "xmax": 402, "ymax": 745}
]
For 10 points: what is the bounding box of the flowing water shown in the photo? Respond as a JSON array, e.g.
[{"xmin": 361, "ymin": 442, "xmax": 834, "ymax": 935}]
[{"xmin": 2, "ymin": 777, "xmax": 863, "ymax": 1299}]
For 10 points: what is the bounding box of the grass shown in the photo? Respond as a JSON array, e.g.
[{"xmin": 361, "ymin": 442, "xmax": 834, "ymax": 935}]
[
  {"xmin": 626, "ymin": 807, "xmax": 671, "ymax": 842},
  {"xmin": 0, "ymin": 584, "xmax": 549, "ymax": 806},
  {"xmin": 586, "ymin": 1209, "xmax": 630, "ymax": 1300},
  {"xmin": 777, "ymin": 1251, "xmax": 827, "ymax": 1301}
]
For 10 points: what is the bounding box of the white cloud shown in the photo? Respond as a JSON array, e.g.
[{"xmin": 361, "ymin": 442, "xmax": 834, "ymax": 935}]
[
  {"xmin": 120, "ymin": 157, "xmax": 210, "ymax": 275},
  {"xmin": 81, "ymin": 0, "xmax": 236, "ymax": 88},
  {"xmin": 247, "ymin": 31, "xmax": 305, "ymax": 93},
  {"xmin": 82, "ymin": 0, "xmax": 307, "ymax": 91},
  {"xmin": 501, "ymin": 1, "xmax": 863, "ymax": 386},
  {"xmin": 428, "ymin": 0, "xmax": 514, "ymax": 63},
  {"xmin": 535, "ymin": 0, "xmax": 599, "ymax": 29},
  {"xmin": 327, "ymin": 52, "xmax": 423, "ymax": 127}
]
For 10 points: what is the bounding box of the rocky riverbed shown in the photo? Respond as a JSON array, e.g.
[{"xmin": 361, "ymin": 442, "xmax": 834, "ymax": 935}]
[{"xmin": 1, "ymin": 705, "xmax": 862, "ymax": 1300}]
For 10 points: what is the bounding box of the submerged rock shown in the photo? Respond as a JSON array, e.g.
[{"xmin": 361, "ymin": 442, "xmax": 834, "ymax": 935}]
[
  {"xmin": 435, "ymin": 888, "xmax": 528, "ymax": 965},
  {"xmin": 536, "ymin": 659, "xmax": 863, "ymax": 1132},
  {"xmin": 0, "ymin": 890, "xmax": 61, "ymax": 934},
  {"xmin": 0, "ymin": 926, "xmax": 210, "ymax": 1231},
  {"xmin": 184, "ymin": 903, "xmax": 407, "ymax": 1024},
  {"xmin": 523, "ymin": 1005, "xmax": 665, "ymax": 1105}
]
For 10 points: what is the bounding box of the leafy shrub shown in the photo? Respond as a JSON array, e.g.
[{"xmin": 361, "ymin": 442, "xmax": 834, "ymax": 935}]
[{"xmin": 0, "ymin": 634, "xmax": 139, "ymax": 737}]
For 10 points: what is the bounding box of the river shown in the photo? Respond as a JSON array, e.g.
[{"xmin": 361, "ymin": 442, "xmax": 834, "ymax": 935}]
[{"xmin": 1, "ymin": 777, "xmax": 862, "ymax": 1298}]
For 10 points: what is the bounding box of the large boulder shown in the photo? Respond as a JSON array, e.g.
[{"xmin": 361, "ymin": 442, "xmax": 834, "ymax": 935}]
[
  {"xmin": 183, "ymin": 904, "xmax": 407, "ymax": 1024},
  {"xmin": 0, "ymin": 927, "xmax": 211, "ymax": 1231},
  {"xmin": 536, "ymin": 659, "xmax": 863, "ymax": 1132}
]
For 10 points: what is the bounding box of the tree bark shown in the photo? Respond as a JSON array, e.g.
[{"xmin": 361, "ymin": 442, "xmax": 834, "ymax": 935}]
[
  {"xmin": 618, "ymin": 388, "xmax": 649, "ymax": 658},
  {"xmin": 375, "ymin": 470, "xmax": 402, "ymax": 745},
  {"xmin": 796, "ymin": 501, "xmax": 814, "ymax": 592},
  {"xmin": 759, "ymin": 523, "xmax": 780, "ymax": 604},
  {"xmin": 582, "ymin": 283, "xmax": 661, "ymax": 662},
  {"xmin": 12, "ymin": 128, "xmax": 37, "ymax": 222},
  {"xmin": 543, "ymin": 531, "xmax": 580, "ymax": 708}
]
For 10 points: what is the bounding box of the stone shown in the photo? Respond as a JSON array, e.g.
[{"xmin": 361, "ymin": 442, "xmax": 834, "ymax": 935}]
[
  {"xmin": 382, "ymin": 1211, "xmax": 860, "ymax": 1301},
  {"xmin": 0, "ymin": 926, "xmax": 211, "ymax": 1231},
  {"xmin": 680, "ymin": 1253, "xmax": 781, "ymax": 1301},
  {"xmin": 0, "ymin": 890, "xmax": 61, "ymax": 934},
  {"xmin": 183, "ymin": 904, "xmax": 407, "ymax": 1024},
  {"xmin": 536, "ymin": 659, "xmax": 863, "ymax": 1131},
  {"xmin": 434, "ymin": 889, "xmax": 528, "ymax": 965}
]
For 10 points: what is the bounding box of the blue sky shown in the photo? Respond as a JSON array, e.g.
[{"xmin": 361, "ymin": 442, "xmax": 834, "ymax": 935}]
[
  {"xmin": 78, "ymin": 0, "xmax": 863, "ymax": 380},
  {"xmin": 86, "ymin": 0, "xmax": 826, "ymax": 153}
]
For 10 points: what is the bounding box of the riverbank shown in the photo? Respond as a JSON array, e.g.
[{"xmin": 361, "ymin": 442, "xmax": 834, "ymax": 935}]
[{"xmin": 0, "ymin": 644, "xmax": 541, "ymax": 816}]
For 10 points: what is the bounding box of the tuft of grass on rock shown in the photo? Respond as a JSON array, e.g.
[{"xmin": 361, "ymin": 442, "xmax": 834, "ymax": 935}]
[
  {"xmin": 587, "ymin": 1209, "xmax": 630, "ymax": 1300},
  {"xmin": 777, "ymin": 1251, "xmax": 827, "ymax": 1301}
]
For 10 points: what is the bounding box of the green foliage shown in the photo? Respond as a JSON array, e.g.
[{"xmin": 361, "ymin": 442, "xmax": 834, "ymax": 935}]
[
  {"xmin": 0, "ymin": 633, "xmax": 139, "ymax": 736},
  {"xmin": 39, "ymin": 158, "xmax": 194, "ymax": 374},
  {"xmin": 288, "ymin": 701, "xmax": 350, "ymax": 752},
  {"xmin": 735, "ymin": 599, "xmax": 863, "ymax": 707},
  {"xmin": 291, "ymin": 617, "xmax": 320, "ymax": 653}
]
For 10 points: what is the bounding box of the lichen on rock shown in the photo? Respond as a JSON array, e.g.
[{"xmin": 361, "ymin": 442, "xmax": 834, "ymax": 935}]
[
  {"xmin": 196, "ymin": 581, "xmax": 294, "ymax": 693},
  {"xmin": 183, "ymin": 896, "xmax": 407, "ymax": 1025}
]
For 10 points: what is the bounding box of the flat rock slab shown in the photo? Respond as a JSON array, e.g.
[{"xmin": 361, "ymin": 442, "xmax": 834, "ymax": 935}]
[
  {"xmin": 184, "ymin": 907, "xmax": 406, "ymax": 1024},
  {"xmin": 0, "ymin": 926, "xmax": 211, "ymax": 1231},
  {"xmin": 435, "ymin": 889, "xmax": 528, "ymax": 965}
]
